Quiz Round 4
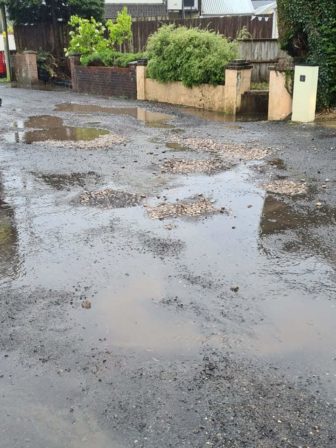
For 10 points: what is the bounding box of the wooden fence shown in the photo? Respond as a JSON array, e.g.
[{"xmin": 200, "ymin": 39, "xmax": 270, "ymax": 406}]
[
  {"xmin": 238, "ymin": 39, "xmax": 290, "ymax": 83},
  {"xmin": 14, "ymin": 15, "xmax": 273, "ymax": 55}
]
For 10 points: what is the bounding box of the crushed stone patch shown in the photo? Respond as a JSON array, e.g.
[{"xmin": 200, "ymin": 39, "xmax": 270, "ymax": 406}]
[
  {"xmin": 146, "ymin": 196, "xmax": 225, "ymax": 220},
  {"xmin": 168, "ymin": 136, "xmax": 269, "ymax": 161},
  {"xmin": 263, "ymin": 180, "xmax": 308, "ymax": 196},
  {"xmin": 161, "ymin": 158, "xmax": 233, "ymax": 175},
  {"xmin": 38, "ymin": 133, "xmax": 125, "ymax": 149},
  {"xmin": 79, "ymin": 189, "xmax": 144, "ymax": 208}
]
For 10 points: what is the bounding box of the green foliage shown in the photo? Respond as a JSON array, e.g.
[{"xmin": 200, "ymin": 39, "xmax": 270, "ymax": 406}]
[
  {"xmin": 37, "ymin": 50, "xmax": 58, "ymax": 78},
  {"xmin": 106, "ymin": 7, "xmax": 132, "ymax": 47},
  {"xmin": 65, "ymin": 15, "xmax": 106, "ymax": 57},
  {"xmin": 146, "ymin": 25, "xmax": 238, "ymax": 88},
  {"xmin": 81, "ymin": 49, "xmax": 144, "ymax": 67},
  {"xmin": 278, "ymin": 0, "xmax": 336, "ymax": 108},
  {"xmin": 236, "ymin": 26, "xmax": 252, "ymax": 40},
  {"xmin": 6, "ymin": 0, "xmax": 104, "ymax": 25},
  {"xmin": 66, "ymin": 8, "xmax": 132, "ymax": 57}
]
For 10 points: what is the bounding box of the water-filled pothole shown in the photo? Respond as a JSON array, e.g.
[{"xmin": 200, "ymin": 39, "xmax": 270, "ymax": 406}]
[
  {"xmin": 3, "ymin": 115, "xmax": 109, "ymax": 144},
  {"xmin": 55, "ymin": 103, "xmax": 172, "ymax": 127}
]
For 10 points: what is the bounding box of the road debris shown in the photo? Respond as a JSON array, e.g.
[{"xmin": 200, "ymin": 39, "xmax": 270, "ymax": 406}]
[
  {"xmin": 37, "ymin": 133, "xmax": 125, "ymax": 149},
  {"xmin": 263, "ymin": 180, "xmax": 308, "ymax": 196},
  {"xmin": 81, "ymin": 299, "xmax": 91, "ymax": 309},
  {"xmin": 147, "ymin": 196, "xmax": 224, "ymax": 220},
  {"xmin": 79, "ymin": 189, "xmax": 142, "ymax": 208},
  {"xmin": 161, "ymin": 158, "xmax": 232, "ymax": 175},
  {"xmin": 167, "ymin": 136, "xmax": 269, "ymax": 160}
]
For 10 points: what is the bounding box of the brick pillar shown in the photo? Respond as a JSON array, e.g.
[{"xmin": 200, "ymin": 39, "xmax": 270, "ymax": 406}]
[
  {"xmin": 268, "ymin": 69, "xmax": 293, "ymax": 121},
  {"xmin": 136, "ymin": 59, "xmax": 147, "ymax": 101},
  {"xmin": 68, "ymin": 54, "xmax": 81, "ymax": 92},
  {"xmin": 224, "ymin": 60, "xmax": 252, "ymax": 115}
]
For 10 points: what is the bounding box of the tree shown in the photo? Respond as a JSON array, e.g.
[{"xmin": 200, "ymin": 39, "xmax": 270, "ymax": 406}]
[
  {"xmin": 6, "ymin": 0, "xmax": 104, "ymax": 25},
  {"xmin": 277, "ymin": 0, "xmax": 336, "ymax": 108}
]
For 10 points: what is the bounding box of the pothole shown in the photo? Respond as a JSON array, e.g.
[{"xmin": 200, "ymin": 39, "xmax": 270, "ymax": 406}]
[
  {"xmin": 263, "ymin": 180, "xmax": 308, "ymax": 196},
  {"xmin": 167, "ymin": 136, "xmax": 269, "ymax": 160},
  {"xmin": 34, "ymin": 172, "xmax": 101, "ymax": 190},
  {"xmin": 1, "ymin": 115, "xmax": 114, "ymax": 145},
  {"xmin": 161, "ymin": 158, "xmax": 233, "ymax": 175},
  {"xmin": 79, "ymin": 189, "xmax": 144, "ymax": 208},
  {"xmin": 146, "ymin": 196, "xmax": 225, "ymax": 219},
  {"xmin": 55, "ymin": 103, "xmax": 173, "ymax": 128}
]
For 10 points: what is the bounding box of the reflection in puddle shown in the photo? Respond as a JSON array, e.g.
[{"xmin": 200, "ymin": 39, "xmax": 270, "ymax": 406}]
[
  {"xmin": 81, "ymin": 277, "xmax": 201, "ymax": 354},
  {"xmin": 180, "ymin": 107, "xmax": 266, "ymax": 123},
  {"xmin": 55, "ymin": 103, "xmax": 172, "ymax": 127},
  {"xmin": 260, "ymin": 196, "xmax": 305, "ymax": 235},
  {"xmin": 165, "ymin": 142, "xmax": 190, "ymax": 152},
  {"xmin": 3, "ymin": 115, "xmax": 109, "ymax": 144}
]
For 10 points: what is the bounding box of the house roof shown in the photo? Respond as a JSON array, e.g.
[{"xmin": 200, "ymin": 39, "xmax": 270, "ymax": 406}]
[{"xmin": 104, "ymin": 3, "xmax": 168, "ymax": 19}]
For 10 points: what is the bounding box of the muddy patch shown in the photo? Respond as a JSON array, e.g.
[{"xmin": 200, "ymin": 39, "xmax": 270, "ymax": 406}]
[
  {"xmin": 161, "ymin": 158, "xmax": 232, "ymax": 175},
  {"xmin": 146, "ymin": 196, "xmax": 225, "ymax": 220},
  {"xmin": 263, "ymin": 179, "xmax": 308, "ymax": 196},
  {"xmin": 55, "ymin": 103, "xmax": 172, "ymax": 128},
  {"xmin": 34, "ymin": 172, "xmax": 101, "ymax": 190},
  {"xmin": 268, "ymin": 158, "xmax": 287, "ymax": 170},
  {"xmin": 79, "ymin": 189, "xmax": 143, "ymax": 208},
  {"xmin": 168, "ymin": 136, "xmax": 269, "ymax": 160}
]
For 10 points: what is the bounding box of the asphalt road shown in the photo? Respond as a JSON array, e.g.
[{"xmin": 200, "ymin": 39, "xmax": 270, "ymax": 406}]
[{"xmin": 0, "ymin": 85, "xmax": 335, "ymax": 447}]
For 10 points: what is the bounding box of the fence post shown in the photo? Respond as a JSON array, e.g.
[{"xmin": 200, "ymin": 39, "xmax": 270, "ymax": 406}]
[
  {"xmin": 136, "ymin": 59, "xmax": 147, "ymax": 101},
  {"xmin": 68, "ymin": 54, "xmax": 81, "ymax": 92},
  {"xmin": 224, "ymin": 60, "xmax": 252, "ymax": 115}
]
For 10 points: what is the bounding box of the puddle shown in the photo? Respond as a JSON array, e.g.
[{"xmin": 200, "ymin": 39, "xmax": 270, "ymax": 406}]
[
  {"xmin": 55, "ymin": 103, "xmax": 173, "ymax": 128},
  {"xmin": 260, "ymin": 196, "xmax": 306, "ymax": 235},
  {"xmin": 315, "ymin": 119, "xmax": 336, "ymax": 129},
  {"xmin": 79, "ymin": 189, "xmax": 144, "ymax": 208},
  {"xmin": 180, "ymin": 107, "xmax": 266, "ymax": 123},
  {"xmin": 80, "ymin": 276, "xmax": 201, "ymax": 354},
  {"xmin": 166, "ymin": 142, "xmax": 191, "ymax": 152},
  {"xmin": 34, "ymin": 172, "xmax": 101, "ymax": 190},
  {"xmin": 3, "ymin": 115, "xmax": 109, "ymax": 144}
]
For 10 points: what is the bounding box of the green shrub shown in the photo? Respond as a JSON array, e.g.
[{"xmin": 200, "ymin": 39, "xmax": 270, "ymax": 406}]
[
  {"xmin": 278, "ymin": 0, "xmax": 336, "ymax": 108},
  {"xmin": 66, "ymin": 8, "xmax": 133, "ymax": 57},
  {"xmin": 146, "ymin": 25, "xmax": 238, "ymax": 87},
  {"xmin": 81, "ymin": 49, "xmax": 145, "ymax": 67}
]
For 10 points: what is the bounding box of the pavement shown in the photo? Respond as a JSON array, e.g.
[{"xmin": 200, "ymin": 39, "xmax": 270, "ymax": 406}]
[{"xmin": 0, "ymin": 84, "xmax": 336, "ymax": 448}]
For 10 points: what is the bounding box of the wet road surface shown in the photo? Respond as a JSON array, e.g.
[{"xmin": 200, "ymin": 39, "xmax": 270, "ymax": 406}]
[{"xmin": 0, "ymin": 85, "xmax": 336, "ymax": 447}]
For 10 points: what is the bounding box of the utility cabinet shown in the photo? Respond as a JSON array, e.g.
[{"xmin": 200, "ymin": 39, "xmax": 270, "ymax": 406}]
[{"xmin": 292, "ymin": 65, "xmax": 319, "ymax": 122}]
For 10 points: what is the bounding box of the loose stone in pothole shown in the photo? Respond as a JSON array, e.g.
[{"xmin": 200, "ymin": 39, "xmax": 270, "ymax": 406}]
[
  {"xmin": 161, "ymin": 158, "xmax": 233, "ymax": 175},
  {"xmin": 146, "ymin": 196, "xmax": 225, "ymax": 219},
  {"xmin": 79, "ymin": 189, "xmax": 144, "ymax": 208}
]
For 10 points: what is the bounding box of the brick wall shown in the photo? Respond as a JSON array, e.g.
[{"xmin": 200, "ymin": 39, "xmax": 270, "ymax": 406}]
[{"xmin": 72, "ymin": 64, "xmax": 137, "ymax": 99}]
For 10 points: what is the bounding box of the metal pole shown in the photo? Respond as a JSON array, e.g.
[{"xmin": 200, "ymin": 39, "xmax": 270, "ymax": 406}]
[
  {"xmin": 182, "ymin": 0, "xmax": 185, "ymax": 19},
  {"xmin": 0, "ymin": 3, "xmax": 12, "ymax": 81}
]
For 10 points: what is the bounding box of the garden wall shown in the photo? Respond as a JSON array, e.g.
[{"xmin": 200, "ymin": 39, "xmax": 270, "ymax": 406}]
[{"xmin": 70, "ymin": 60, "xmax": 137, "ymax": 99}]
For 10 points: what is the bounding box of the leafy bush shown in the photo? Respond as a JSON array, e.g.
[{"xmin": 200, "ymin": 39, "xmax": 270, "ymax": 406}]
[
  {"xmin": 81, "ymin": 49, "xmax": 145, "ymax": 67},
  {"xmin": 146, "ymin": 25, "xmax": 238, "ymax": 87},
  {"xmin": 66, "ymin": 7, "xmax": 132, "ymax": 57},
  {"xmin": 65, "ymin": 15, "xmax": 107, "ymax": 57},
  {"xmin": 278, "ymin": 0, "xmax": 336, "ymax": 108}
]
